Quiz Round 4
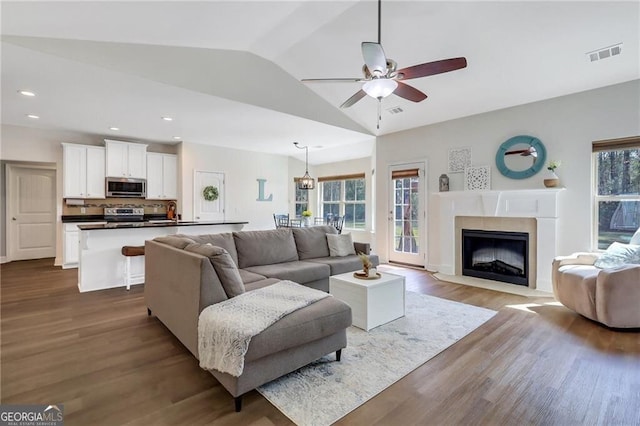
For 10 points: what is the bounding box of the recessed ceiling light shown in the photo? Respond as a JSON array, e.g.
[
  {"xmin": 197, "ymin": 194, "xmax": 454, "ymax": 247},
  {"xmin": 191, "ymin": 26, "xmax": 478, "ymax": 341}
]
[
  {"xmin": 26, "ymin": 114, "xmax": 39, "ymax": 119},
  {"xmin": 173, "ymin": 136, "xmax": 181, "ymax": 140},
  {"xmin": 161, "ymin": 116, "xmax": 173, "ymax": 121},
  {"xmin": 109, "ymin": 127, "xmax": 120, "ymax": 131},
  {"xmin": 18, "ymin": 90, "xmax": 36, "ymax": 97}
]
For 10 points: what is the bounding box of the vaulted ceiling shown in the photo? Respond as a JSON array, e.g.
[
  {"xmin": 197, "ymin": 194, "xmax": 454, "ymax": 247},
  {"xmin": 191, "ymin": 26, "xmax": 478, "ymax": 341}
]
[{"xmin": 2, "ymin": 1, "xmax": 638, "ymax": 164}]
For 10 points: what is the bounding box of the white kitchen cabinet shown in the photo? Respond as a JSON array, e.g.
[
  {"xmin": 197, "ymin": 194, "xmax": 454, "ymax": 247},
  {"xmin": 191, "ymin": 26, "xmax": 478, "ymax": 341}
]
[
  {"xmin": 63, "ymin": 222, "xmax": 106, "ymax": 268},
  {"xmin": 62, "ymin": 143, "xmax": 105, "ymax": 199},
  {"xmin": 146, "ymin": 153, "xmax": 177, "ymax": 199},
  {"xmin": 105, "ymin": 140, "xmax": 147, "ymax": 178}
]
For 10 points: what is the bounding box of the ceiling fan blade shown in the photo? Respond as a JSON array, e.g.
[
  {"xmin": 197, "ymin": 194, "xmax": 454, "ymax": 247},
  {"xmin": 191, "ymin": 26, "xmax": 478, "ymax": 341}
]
[
  {"xmin": 302, "ymin": 78, "xmax": 364, "ymax": 83},
  {"xmin": 362, "ymin": 42, "xmax": 387, "ymax": 76},
  {"xmin": 393, "ymin": 81, "xmax": 428, "ymax": 102},
  {"xmin": 396, "ymin": 57, "xmax": 467, "ymax": 80},
  {"xmin": 340, "ymin": 90, "xmax": 367, "ymax": 108}
]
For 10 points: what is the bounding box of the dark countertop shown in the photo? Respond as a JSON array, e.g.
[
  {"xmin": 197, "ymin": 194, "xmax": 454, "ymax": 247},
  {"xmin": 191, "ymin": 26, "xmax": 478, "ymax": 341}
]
[
  {"xmin": 77, "ymin": 221, "xmax": 248, "ymax": 231},
  {"xmin": 61, "ymin": 215, "xmax": 107, "ymax": 223},
  {"xmin": 62, "ymin": 214, "xmax": 170, "ymax": 223}
]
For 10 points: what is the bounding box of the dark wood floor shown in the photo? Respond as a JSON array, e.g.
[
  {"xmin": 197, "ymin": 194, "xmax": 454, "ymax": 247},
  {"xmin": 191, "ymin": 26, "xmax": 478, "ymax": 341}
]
[{"xmin": 2, "ymin": 259, "xmax": 639, "ymax": 425}]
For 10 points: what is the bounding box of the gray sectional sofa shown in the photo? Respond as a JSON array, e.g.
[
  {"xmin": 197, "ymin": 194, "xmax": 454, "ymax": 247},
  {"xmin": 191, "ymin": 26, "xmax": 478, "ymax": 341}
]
[{"xmin": 144, "ymin": 225, "xmax": 379, "ymax": 410}]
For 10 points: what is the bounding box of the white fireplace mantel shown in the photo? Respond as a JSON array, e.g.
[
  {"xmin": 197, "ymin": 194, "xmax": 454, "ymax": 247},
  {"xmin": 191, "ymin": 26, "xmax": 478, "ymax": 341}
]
[{"xmin": 430, "ymin": 188, "xmax": 565, "ymax": 293}]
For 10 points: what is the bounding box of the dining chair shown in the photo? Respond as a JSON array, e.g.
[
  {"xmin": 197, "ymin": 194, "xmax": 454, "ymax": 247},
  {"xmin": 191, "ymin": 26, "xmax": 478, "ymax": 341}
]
[
  {"xmin": 289, "ymin": 218, "xmax": 303, "ymax": 228},
  {"xmin": 333, "ymin": 216, "xmax": 345, "ymax": 234},
  {"xmin": 273, "ymin": 214, "xmax": 290, "ymax": 228},
  {"xmin": 314, "ymin": 217, "xmax": 325, "ymax": 225}
]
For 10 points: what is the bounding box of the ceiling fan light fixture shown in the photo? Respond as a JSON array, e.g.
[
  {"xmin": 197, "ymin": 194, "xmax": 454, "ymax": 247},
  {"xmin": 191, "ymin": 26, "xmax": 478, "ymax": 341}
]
[{"xmin": 363, "ymin": 78, "xmax": 397, "ymax": 99}]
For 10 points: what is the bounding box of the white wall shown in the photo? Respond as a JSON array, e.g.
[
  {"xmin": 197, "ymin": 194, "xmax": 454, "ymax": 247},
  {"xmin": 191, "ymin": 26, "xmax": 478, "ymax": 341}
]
[
  {"xmin": 179, "ymin": 141, "xmax": 290, "ymax": 231},
  {"xmin": 375, "ymin": 80, "xmax": 640, "ymax": 266},
  {"xmin": 313, "ymin": 157, "xmax": 375, "ymax": 244}
]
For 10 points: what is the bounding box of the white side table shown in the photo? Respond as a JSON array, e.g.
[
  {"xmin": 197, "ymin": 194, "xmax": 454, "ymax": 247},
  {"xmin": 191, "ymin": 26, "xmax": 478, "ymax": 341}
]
[{"xmin": 329, "ymin": 271, "xmax": 406, "ymax": 331}]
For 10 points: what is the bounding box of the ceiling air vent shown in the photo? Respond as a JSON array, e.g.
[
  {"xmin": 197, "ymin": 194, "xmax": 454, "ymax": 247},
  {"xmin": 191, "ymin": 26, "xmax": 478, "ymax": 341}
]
[
  {"xmin": 587, "ymin": 43, "xmax": 623, "ymax": 62},
  {"xmin": 387, "ymin": 106, "xmax": 404, "ymax": 115}
]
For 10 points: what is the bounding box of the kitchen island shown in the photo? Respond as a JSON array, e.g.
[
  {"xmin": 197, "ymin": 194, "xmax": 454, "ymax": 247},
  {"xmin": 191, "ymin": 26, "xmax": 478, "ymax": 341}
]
[{"xmin": 77, "ymin": 221, "xmax": 247, "ymax": 292}]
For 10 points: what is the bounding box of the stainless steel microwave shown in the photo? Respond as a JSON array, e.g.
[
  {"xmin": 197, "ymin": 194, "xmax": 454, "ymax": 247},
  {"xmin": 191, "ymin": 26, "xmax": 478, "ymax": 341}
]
[{"xmin": 106, "ymin": 177, "xmax": 146, "ymax": 198}]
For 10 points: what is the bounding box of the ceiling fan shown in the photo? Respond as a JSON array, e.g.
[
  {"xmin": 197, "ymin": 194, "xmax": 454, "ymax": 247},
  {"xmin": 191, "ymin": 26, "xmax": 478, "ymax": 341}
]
[{"xmin": 302, "ymin": 0, "xmax": 467, "ymax": 129}]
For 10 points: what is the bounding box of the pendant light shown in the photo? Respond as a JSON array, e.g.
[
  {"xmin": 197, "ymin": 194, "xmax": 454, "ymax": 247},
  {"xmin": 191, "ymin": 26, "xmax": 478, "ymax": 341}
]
[{"xmin": 294, "ymin": 142, "xmax": 315, "ymax": 190}]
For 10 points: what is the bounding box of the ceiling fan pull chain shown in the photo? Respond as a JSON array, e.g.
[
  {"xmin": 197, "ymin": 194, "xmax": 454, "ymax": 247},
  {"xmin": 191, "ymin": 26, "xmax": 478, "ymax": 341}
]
[{"xmin": 377, "ymin": 98, "xmax": 382, "ymax": 130}]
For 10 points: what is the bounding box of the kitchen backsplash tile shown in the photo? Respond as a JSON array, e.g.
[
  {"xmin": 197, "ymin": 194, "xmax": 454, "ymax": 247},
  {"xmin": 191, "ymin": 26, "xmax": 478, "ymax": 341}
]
[{"xmin": 62, "ymin": 198, "xmax": 175, "ymax": 216}]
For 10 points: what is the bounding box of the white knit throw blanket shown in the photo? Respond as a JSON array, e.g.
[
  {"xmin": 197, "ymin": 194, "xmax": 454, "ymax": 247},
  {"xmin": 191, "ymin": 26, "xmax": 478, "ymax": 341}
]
[{"xmin": 198, "ymin": 280, "xmax": 330, "ymax": 377}]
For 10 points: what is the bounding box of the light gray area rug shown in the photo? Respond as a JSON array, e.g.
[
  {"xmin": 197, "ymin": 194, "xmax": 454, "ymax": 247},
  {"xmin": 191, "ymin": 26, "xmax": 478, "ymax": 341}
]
[{"xmin": 257, "ymin": 291, "xmax": 496, "ymax": 426}]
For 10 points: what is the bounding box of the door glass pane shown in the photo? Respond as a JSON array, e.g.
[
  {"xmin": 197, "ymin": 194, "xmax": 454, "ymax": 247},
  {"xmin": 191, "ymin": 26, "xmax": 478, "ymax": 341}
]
[{"xmin": 393, "ymin": 177, "xmax": 420, "ymax": 254}]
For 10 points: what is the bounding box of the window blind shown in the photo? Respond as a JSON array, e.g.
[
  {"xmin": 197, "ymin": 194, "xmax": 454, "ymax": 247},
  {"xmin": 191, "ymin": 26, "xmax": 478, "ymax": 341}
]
[
  {"xmin": 592, "ymin": 136, "xmax": 640, "ymax": 152},
  {"xmin": 391, "ymin": 168, "xmax": 420, "ymax": 179},
  {"xmin": 317, "ymin": 173, "xmax": 365, "ymax": 182}
]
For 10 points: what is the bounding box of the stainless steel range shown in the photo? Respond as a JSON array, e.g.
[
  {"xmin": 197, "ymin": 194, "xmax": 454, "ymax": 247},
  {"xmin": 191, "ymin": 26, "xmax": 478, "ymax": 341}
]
[{"xmin": 104, "ymin": 207, "xmax": 145, "ymax": 222}]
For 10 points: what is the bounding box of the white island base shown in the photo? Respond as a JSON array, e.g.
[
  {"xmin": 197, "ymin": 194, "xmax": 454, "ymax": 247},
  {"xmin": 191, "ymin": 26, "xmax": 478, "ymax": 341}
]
[{"xmin": 78, "ymin": 222, "xmax": 245, "ymax": 292}]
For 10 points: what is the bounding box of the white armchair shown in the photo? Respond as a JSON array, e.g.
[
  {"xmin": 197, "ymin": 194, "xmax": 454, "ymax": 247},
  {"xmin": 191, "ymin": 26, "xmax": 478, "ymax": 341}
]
[{"xmin": 552, "ymin": 234, "xmax": 640, "ymax": 328}]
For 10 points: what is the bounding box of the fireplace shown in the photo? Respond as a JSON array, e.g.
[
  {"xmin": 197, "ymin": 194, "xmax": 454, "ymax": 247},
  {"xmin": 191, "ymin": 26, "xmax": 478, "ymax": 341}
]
[{"xmin": 462, "ymin": 229, "xmax": 529, "ymax": 286}]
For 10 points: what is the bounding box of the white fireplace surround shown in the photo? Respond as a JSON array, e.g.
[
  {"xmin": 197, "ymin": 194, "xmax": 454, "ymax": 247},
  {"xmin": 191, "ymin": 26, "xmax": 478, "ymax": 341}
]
[{"xmin": 430, "ymin": 189, "xmax": 564, "ymax": 293}]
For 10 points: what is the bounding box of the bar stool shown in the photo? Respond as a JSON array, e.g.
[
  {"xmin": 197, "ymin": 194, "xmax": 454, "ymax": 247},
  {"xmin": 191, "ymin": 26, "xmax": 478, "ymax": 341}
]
[{"xmin": 121, "ymin": 245, "xmax": 145, "ymax": 290}]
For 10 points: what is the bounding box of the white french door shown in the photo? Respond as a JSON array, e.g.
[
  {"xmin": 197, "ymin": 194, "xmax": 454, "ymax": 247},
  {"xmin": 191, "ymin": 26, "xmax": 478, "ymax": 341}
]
[
  {"xmin": 388, "ymin": 163, "xmax": 426, "ymax": 266},
  {"xmin": 6, "ymin": 164, "xmax": 56, "ymax": 261}
]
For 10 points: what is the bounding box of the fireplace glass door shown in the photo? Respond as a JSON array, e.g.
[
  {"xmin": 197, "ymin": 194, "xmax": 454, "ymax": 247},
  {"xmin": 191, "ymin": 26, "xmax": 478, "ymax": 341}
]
[{"xmin": 462, "ymin": 229, "xmax": 529, "ymax": 286}]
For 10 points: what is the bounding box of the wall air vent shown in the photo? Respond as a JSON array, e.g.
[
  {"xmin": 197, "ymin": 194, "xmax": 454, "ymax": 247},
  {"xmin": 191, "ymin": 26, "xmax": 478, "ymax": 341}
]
[
  {"xmin": 387, "ymin": 106, "xmax": 404, "ymax": 115},
  {"xmin": 586, "ymin": 43, "xmax": 623, "ymax": 62}
]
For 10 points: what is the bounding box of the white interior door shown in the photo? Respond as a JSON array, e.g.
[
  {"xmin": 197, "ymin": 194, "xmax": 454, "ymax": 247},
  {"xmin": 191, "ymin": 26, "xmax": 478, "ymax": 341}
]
[
  {"xmin": 7, "ymin": 164, "xmax": 56, "ymax": 261},
  {"xmin": 388, "ymin": 163, "xmax": 426, "ymax": 266},
  {"xmin": 193, "ymin": 170, "xmax": 225, "ymax": 222}
]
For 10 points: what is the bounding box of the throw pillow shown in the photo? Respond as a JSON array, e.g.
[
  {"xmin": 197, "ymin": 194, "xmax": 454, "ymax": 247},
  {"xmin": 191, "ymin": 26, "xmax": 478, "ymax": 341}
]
[
  {"xmin": 594, "ymin": 242, "xmax": 640, "ymax": 269},
  {"xmin": 630, "ymin": 227, "xmax": 640, "ymax": 245},
  {"xmin": 184, "ymin": 243, "xmax": 245, "ymax": 298},
  {"xmin": 326, "ymin": 233, "xmax": 356, "ymax": 257}
]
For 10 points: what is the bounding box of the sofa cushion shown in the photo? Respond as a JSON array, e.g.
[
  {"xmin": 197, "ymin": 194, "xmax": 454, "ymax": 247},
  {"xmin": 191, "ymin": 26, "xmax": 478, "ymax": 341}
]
[
  {"xmin": 154, "ymin": 235, "xmax": 196, "ymax": 249},
  {"xmin": 184, "ymin": 243, "xmax": 245, "ymax": 298},
  {"xmin": 327, "ymin": 233, "xmax": 356, "ymax": 257},
  {"xmin": 188, "ymin": 233, "xmax": 239, "ymax": 266},
  {"xmin": 245, "ymin": 296, "xmax": 351, "ymax": 362},
  {"xmin": 292, "ymin": 225, "xmax": 337, "ymax": 260},
  {"xmin": 234, "ymin": 229, "xmax": 299, "ymax": 268},
  {"xmin": 239, "ymin": 269, "xmax": 267, "ymax": 284},
  {"xmin": 594, "ymin": 242, "xmax": 640, "ymax": 269},
  {"xmin": 630, "ymin": 227, "xmax": 640, "ymax": 245},
  {"xmin": 308, "ymin": 254, "xmax": 380, "ymax": 275},
  {"xmin": 244, "ymin": 261, "xmax": 330, "ymax": 284}
]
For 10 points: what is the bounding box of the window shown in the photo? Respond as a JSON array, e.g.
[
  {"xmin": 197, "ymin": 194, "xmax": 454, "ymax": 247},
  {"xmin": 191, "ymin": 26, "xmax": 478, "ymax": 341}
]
[
  {"xmin": 294, "ymin": 184, "xmax": 308, "ymax": 217},
  {"xmin": 319, "ymin": 174, "xmax": 366, "ymax": 229},
  {"xmin": 593, "ymin": 137, "xmax": 640, "ymax": 249}
]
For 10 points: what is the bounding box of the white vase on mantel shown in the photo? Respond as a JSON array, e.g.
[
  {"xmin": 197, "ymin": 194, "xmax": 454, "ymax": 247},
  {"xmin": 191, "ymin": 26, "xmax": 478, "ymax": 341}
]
[{"xmin": 543, "ymin": 169, "xmax": 560, "ymax": 188}]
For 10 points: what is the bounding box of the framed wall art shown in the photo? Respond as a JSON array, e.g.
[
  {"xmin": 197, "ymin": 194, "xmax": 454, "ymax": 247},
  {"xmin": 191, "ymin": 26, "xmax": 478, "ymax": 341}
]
[
  {"xmin": 464, "ymin": 165, "xmax": 491, "ymax": 191},
  {"xmin": 448, "ymin": 147, "xmax": 472, "ymax": 173}
]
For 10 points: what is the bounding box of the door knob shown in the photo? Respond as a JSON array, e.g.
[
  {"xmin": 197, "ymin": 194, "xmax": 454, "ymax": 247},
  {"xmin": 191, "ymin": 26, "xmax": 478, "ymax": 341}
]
[{"xmin": 12, "ymin": 217, "xmax": 16, "ymax": 221}]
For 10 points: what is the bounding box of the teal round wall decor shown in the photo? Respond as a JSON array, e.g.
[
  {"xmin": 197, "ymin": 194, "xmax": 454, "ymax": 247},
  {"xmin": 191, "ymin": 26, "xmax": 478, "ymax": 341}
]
[{"xmin": 495, "ymin": 135, "xmax": 547, "ymax": 179}]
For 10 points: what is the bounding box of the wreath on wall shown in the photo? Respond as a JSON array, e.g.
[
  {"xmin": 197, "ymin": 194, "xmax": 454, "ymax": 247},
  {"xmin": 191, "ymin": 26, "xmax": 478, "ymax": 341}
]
[{"xmin": 202, "ymin": 185, "xmax": 219, "ymax": 202}]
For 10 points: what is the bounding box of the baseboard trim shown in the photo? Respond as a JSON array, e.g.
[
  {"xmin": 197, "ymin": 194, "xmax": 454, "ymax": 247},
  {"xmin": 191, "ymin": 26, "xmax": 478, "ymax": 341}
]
[{"xmin": 0, "ymin": 256, "xmax": 8, "ymax": 264}]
